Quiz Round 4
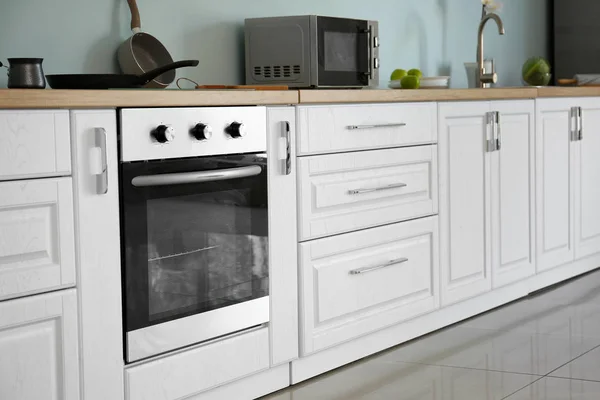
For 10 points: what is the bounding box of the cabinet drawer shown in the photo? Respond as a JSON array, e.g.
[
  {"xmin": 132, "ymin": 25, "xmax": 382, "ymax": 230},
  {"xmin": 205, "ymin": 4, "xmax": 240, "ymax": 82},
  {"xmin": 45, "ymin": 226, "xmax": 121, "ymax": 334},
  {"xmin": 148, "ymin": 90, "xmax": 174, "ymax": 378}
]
[
  {"xmin": 0, "ymin": 178, "xmax": 76, "ymax": 300},
  {"xmin": 298, "ymin": 145, "xmax": 438, "ymax": 241},
  {"xmin": 299, "ymin": 217, "xmax": 440, "ymax": 355},
  {"xmin": 0, "ymin": 110, "xmax": 71, "ymax": 180},
  {"xmin": 0, "ymin": 289, "xmax": 80, "ymax": 400},
  {"xmin": 126, "ymin": 327, "xmax": 270, "ymax": 400},
  {"xmin": 297, "ymin": 102, "xmax": 437, "ymax": 156}
]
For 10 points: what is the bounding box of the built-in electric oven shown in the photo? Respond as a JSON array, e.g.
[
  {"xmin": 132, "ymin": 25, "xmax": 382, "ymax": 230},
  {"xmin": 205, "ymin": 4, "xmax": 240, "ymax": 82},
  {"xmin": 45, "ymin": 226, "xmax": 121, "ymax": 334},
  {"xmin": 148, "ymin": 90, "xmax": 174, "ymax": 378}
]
[{"xmin": 119, "ymin": 107, "xmax": 269, "ymax": 363}]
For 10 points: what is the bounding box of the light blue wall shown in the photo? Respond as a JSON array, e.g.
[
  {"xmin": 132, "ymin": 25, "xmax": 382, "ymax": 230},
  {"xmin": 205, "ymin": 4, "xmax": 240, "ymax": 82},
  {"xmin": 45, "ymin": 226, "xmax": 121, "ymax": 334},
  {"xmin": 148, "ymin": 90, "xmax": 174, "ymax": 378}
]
[{"xmin": 0, "ymin": 0, "xmax": 548, "ymax": 88}]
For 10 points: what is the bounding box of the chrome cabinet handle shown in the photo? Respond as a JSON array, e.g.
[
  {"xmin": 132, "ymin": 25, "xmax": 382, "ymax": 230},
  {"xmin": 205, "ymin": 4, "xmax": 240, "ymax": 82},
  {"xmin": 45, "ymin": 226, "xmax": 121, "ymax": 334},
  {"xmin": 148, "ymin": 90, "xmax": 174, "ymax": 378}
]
[
  {"xmin": 282, "ymin": 121, "xmax": 292, "ymax": 175},
  {"xmin": 578, "ymin": 107, "xmax": 583, "ymax": 141},
  {"xmin": 485, "ymin": 112, "xmax": 496, "ymax": 152},
  {"xmin": 350, "ymin": 258, "xmax": 409, "ymax": 275},
  {"xmin": 94, "ymin": 128, "xmax": 108, "ymax": 195},
  {"xmin": 571, "ymin": 107, "xmax": 579, "ymax": 142},
  {"xmin": 132, "ymin": 165, "xmax": 262, "ymax": 187},
  {"xmin": 347, "ymin": 123, "xmax": 407, "ymax": 130},
  {"xmin": 348, "ymin": 182, "xmax": 407, "ymax": 195},
  {"xmin": 495, "ymin": 111, "xmax": 501, "ymax": 151}
]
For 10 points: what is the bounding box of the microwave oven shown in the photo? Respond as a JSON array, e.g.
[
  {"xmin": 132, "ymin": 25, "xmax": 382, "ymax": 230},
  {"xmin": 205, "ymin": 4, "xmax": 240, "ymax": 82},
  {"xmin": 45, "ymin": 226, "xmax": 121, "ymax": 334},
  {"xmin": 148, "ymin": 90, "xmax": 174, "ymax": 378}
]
[{"xmin": 245, "ymin": 15, "xmax": 379, "ymax": 88}]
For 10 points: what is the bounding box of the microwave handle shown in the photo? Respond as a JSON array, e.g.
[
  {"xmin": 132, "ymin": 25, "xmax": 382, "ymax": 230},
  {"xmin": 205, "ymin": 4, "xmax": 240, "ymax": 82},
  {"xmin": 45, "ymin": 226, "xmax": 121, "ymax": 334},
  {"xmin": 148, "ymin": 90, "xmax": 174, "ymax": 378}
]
[
  {"xmin": 360, "ymin": 24, "xmax": 378, "ymax": 80},
  {"xmin": 131, "ymin": 165, "xmax": 262, "ymax": 187}
]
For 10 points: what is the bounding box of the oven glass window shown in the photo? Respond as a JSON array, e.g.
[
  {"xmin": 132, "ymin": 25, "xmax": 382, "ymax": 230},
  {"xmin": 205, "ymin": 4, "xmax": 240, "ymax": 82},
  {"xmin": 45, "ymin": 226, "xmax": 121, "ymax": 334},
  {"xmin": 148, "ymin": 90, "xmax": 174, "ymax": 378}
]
[
  {"xmin": 146, "ymin": 191, "xmax": 268, "ymax": 322},
  {"xmin": 122, "ymin": 155, "xmax": 269, "ymax": 332},
  {"xmin": 324, "ymin": 31, "xmax": 358, "ymax": 72}
]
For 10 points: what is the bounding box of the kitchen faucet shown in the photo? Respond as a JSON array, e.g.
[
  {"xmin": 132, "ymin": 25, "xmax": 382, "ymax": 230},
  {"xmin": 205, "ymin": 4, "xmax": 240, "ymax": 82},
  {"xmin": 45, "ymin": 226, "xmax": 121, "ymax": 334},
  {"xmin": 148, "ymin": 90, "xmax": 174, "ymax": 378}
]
[{"xmin": 476, "ymin": 13, "xmax": 505, "ymax": 88}]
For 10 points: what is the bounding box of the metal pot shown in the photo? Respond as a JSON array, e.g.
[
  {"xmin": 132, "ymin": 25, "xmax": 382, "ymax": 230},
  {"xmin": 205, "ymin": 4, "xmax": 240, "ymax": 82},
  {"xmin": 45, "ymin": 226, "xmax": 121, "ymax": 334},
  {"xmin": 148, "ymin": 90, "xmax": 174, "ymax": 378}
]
[
  {"xmin": 117, "ymin": 0, "xmax": 175, "ymax": 88},
  {"xmin": 2, "ymin": 58, "xmax": 46, "ymax": 89}
]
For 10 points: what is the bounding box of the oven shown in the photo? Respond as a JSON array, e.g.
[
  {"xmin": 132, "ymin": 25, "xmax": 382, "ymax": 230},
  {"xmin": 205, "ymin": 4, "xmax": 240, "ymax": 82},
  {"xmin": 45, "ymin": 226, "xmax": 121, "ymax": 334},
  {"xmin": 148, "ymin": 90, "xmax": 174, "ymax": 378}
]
[{"xmin": 119, "ymin": 107, "xmax": 269, "ymax": 363}]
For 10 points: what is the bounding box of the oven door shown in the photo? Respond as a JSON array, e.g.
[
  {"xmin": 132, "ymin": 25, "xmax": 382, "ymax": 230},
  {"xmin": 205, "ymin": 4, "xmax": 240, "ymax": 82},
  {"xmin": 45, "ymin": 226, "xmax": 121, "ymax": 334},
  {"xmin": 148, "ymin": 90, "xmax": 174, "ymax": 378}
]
[
  {"xmin": 316, "ymin": 16, "xmax": 372, "ymax": 87},
  {"xmin": 121, "ymin": 154, "xmax": 269, "ymax": 362}
]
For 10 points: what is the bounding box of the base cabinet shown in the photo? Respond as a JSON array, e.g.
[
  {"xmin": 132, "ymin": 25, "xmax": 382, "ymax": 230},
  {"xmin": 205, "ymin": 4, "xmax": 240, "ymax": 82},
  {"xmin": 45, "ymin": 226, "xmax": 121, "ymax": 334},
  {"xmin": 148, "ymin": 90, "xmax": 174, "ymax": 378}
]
[
  {"xmin": 0, "ymin": 290, "xmax": 79, "ymax": 400},
  {"xmin": 537, "ymin": 97, "xmax": 600, "ymax": 272},
  {"xmin": 439, "ymin": 100, "xmax": 535, "ymax": 306}
]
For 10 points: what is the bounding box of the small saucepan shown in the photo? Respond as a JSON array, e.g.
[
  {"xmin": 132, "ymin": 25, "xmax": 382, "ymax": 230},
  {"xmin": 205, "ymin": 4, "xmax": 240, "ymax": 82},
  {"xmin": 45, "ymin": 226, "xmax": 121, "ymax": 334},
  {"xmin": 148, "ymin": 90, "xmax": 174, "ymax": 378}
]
[
  {"xmin": 46, "ymin": 60, "xmax": 199, "ymax": 89},
  {"xmin": 117, "ymin": 0, "xmax": 175, "ymax": 88}
]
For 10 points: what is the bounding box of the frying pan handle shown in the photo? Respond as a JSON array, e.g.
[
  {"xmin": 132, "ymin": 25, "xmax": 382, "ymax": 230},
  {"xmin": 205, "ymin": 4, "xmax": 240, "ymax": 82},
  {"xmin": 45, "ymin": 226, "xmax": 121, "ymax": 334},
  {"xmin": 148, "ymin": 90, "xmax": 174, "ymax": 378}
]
[
  {"xmin": 127, "ymin": 0, "xmax": 142, "ymax": 32},
  {"xmin": 137, "ymin": 60, "xmax": 200, "ymax": 85}
]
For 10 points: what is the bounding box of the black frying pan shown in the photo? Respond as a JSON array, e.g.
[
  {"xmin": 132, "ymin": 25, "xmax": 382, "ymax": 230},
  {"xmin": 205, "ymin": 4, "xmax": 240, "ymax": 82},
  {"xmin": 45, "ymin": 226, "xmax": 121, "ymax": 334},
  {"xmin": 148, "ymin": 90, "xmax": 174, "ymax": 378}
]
[{"xmin": 46, "ymin": 60, "xmax": 199, "ymax": 89}]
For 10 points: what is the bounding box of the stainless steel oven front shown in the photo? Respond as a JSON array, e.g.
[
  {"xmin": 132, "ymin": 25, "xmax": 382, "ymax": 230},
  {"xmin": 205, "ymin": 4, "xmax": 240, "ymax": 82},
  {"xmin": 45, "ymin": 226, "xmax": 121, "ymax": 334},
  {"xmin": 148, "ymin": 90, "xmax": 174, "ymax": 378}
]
[{"xmin": 119, "ymin": 107, "xmax": 269, "ymax": 363}]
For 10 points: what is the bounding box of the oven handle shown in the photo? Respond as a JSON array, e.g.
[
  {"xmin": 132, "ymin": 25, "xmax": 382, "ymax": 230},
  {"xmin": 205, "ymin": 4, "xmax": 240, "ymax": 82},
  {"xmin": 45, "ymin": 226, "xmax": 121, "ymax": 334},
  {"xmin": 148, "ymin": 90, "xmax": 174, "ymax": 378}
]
[{"xmin": 131, "ymin": 165, "xmax": 262, "ymax": 187}]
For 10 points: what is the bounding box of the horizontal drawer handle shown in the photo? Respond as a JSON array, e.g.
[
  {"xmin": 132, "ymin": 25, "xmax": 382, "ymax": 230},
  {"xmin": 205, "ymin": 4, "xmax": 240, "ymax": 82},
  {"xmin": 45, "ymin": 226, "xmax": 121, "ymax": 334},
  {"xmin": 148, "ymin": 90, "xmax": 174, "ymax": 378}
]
[
  {"xmin": 346, "ymin": 123, "xmax": 407, "ymax": 130},
  {"xmin": 350, "ymin": 258, "xmax": 409, "ymax": 275},
  {"xmin": 348, "ymin": 182, "xmax": 407, "ymax": 195}
]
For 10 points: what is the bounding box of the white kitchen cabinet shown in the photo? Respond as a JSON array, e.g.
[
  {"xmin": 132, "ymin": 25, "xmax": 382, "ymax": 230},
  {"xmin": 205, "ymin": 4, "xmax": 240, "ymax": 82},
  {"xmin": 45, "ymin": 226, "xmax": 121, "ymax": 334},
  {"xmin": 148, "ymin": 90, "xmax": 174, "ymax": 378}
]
[
  {"xmin": 439, "ymin": 100, "xmax": 535, "ymax": 306},
  {"xmin": 0, "ymin": 178, "xmax": 76, "ymax": 301},
  {"xmin": 490, "ymin": 101, "xmax": 536, "ymax": 288},
  {"xmin": 439, "ymin": 101, "xmax": 492, "ymax": 306},
  {"xmin": 574, "ymin": 98, "xmax": 600, "ymax": 260},
  {"xmin": 70, "ymin": 110, "xmax": 124, "ymax": 400},
  {"xmin": 266, "ymin": 107, "xmax": 299, "ymax": 366},
  {"xmin": 299, "ymin": 217, "xmax": 439, "ymax": 355},
  {"xmin": 536, "ymin": 97, "xmax": 600, "ymax": 271},
  {"xmin": 0, "ymin": 289, "xmax": 79, "ymax": 400},
  {"xmin": 0, "ymin": 110, "xmax": 71, "ymax": 181}
]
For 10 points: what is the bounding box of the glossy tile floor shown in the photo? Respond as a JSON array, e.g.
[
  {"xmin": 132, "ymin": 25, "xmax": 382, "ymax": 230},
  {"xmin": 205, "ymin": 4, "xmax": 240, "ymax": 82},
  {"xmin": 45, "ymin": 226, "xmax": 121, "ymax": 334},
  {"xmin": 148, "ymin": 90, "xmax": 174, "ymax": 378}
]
[{"xmin": 262, "ymin": 270, "xmax": 600, "ymax": 399}]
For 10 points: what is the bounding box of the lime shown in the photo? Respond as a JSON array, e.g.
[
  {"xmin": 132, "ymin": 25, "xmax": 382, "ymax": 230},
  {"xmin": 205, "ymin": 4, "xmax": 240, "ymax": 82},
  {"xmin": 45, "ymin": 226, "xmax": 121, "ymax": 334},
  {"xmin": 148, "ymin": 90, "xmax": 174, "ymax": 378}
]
[
  {"xmin": 407, "ymin": 69, "xmax": 423, "ymax": 79},
  {"xmin": 401, "ymin": 75, "xmax": 420, "ymax": 89},
  {"xmin": 390, "ymin": 69, "xmax": 407, "ymax": 81}
]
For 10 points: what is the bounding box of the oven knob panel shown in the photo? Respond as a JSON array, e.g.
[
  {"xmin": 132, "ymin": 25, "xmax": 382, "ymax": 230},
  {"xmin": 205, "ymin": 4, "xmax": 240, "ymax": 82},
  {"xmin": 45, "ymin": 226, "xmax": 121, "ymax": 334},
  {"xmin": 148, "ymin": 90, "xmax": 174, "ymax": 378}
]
[
  {"xmin": 152, "ymin": 125, "xmax": 175, "ymax": 143},
  {"xmin": 191, "ymin": 123, "xmax": 213, "ymax": 141},
  {"xmin": 226, "ymin": 122, "xmax": 246, "ymax": 138}
]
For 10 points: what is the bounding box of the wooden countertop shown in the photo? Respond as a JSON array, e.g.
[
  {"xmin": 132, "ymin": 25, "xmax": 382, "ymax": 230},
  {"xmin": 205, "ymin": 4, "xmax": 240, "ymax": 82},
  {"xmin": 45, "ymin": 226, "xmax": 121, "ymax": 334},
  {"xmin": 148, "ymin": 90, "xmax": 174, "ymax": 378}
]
[
  {"xmin": 298, "ymin": 88, "xmax": 540, "ymax": 103},
  {"xmin": 0, "ymin": 89, "xmax": 298, "ymax": 109},
  {"xmin": 2, "ymin": 87, "xmax": 600, "ymax": 109}
]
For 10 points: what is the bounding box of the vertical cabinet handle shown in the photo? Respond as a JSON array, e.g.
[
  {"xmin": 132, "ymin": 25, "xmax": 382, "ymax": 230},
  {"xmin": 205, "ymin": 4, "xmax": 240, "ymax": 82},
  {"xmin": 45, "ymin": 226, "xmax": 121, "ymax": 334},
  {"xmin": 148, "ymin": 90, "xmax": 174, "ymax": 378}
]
[
  {"xmin": 486, "ymin": 112, "xmax": 496, "ymax": 152},
  {"xmin": 578, "ymin": 107, "xmax": 583, "ymax": 141},
  {"xmin": 95, "ymin": 128, "xmax": 108, "ymax": 195},
  {"xmin": 570, "ymin": 107, "xmax": 580, "ymax": 142},
  {"xmin": 493, "ymin": 111, "xmax": 501, "ymax": 151},
  {"xmin": 282, "ymin": 121, "xmax": 292, "ymax": 175}
]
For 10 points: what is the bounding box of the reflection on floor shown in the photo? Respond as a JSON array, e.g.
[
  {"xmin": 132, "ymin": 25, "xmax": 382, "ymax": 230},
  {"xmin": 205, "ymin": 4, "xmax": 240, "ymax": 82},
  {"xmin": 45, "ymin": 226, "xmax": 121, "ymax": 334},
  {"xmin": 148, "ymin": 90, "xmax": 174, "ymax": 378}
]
[{"xmin": 262, "ymin": 269, "xmax": 600, "ymax": 400}]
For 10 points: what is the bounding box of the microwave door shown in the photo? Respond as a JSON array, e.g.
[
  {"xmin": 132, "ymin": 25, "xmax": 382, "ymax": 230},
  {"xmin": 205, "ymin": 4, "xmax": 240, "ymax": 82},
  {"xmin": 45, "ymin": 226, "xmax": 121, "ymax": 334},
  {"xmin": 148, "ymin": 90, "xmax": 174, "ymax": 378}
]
[{"xmin": 317, "ymin": 16, "xmax": 370, "ymax": 87}]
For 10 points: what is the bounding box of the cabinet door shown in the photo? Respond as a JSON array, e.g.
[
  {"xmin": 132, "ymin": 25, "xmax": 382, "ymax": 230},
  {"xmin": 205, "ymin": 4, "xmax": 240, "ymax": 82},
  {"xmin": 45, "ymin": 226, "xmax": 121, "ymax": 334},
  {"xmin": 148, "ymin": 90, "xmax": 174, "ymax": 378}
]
[
  {"xmin": 70, "ymin": 110, "xmax": 124, "ymax": 400},
  {"xmin": 574, "ymin": 99, "xmax": 600, "ymax": 259},
  {"xmin": 439, "ymin": 102, "xmax": 492, "ymax": 306},
  {"xmin": 536, "ymin": 99, "xmax": 575, "ymax": 271},
  {"xmin": 490, "ymin": 101, "xmax": 536, "ymax": 288},
  {"xmin": 266, "ymin": 107, "xmax": 299, "ymax": 366},
  {"xmin": 0, "ymin": 178, "xmax": 75, "ymax": 301},
  {"xmin": 0, "ymin": 290, "xmax": 79, "ymax": 400}
]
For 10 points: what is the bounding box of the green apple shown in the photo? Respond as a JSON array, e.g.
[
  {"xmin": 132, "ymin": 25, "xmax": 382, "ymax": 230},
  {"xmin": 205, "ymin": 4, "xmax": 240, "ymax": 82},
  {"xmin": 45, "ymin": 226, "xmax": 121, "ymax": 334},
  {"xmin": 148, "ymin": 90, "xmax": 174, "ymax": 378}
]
[
  {"xmin": 407, "ymin": 69, "xmax": 423, "ymax": 79},
  {"xmin": 390, "ymin": 69, "xmax": 408, "ymax": 81},
  {"xmin": 401, "ymin": 75, "xmax": 420, "ymax": 89}
]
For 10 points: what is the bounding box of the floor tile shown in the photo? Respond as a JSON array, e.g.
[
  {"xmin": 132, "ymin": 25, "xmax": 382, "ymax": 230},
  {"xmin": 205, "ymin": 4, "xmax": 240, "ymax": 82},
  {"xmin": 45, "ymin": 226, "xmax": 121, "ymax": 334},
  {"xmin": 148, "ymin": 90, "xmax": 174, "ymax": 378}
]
[
  {"xmin": 550, "ymin": 345, "xmax": 600, "ymax": 381},
  {"xmin": 505, "ymin": 377, "xmax": 600, "ymax": 399},
  {"xmin": 462, "ymin": 297, "xmax": 600, "ymax": 339},
  {"xmin": 376, "ymin": 326, "xmax": 600, "ymax": 376},
  {"xmin": 261, "ymin": 360, "xmax": 537, "ymax": 400}
]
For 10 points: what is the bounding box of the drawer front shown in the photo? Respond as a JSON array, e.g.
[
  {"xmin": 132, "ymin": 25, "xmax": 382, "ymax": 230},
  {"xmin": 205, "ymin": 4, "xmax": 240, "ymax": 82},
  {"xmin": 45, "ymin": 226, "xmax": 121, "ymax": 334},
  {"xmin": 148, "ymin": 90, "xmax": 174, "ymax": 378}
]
[
  {"xmin": 0, "ymin": 110, "xmax": 71, "ymax": 180},
  {"xmin": 297, "ymin": 103, "xmax": 437, "ymax": 156},
  {"xmin": 299, "ymin": 217, "xmax": 440, "ymax": 355},
  {"xmin": 126, "ymin": 327, "xmax": 270, "ymax": 400},
  {"xmin": 0, "ymin": 178, "xmax": 76, "ymax": 300},
  {"xmin": 298, "ymin": 145, "xmax": 438, "ymax": 241}
]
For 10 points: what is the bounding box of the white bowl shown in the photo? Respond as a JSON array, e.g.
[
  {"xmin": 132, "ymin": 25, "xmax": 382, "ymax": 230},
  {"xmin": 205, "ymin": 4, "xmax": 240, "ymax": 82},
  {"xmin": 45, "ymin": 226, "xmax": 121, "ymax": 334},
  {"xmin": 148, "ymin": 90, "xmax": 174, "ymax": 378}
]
[{"xmin": 388, "ymin": 76, "xmax": 450, "ymax": 90}]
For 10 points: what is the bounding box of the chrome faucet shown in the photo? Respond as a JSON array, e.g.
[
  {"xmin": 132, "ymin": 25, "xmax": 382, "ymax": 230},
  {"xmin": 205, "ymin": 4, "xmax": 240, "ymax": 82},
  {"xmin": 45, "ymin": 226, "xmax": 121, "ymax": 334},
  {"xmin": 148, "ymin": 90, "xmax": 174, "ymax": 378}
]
[{"xmin": 476, "ymin": 13, "xmax": 505, "ymax": 88}]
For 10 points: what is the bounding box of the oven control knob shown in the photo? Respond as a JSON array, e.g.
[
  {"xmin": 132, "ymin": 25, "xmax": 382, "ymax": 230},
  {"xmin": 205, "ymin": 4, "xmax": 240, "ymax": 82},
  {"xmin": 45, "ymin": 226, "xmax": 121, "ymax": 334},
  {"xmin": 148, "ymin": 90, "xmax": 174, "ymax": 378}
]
[
  {"xmin": 226, "ymin": 122, "xmax": 246, "ymax": 138},
  {"xmin": 152, "ymin": 125, "xmax": 175, "ymax": 143},
  {"xmin": 191, "ymin": 123, "xmax": 213, "ymax": 141}
]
